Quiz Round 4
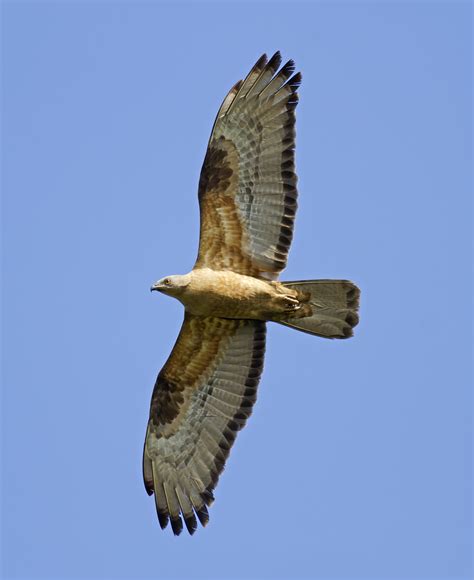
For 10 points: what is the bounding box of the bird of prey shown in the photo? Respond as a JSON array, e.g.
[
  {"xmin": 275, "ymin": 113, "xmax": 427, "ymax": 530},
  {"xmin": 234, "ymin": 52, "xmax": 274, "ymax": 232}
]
[{"xmin": 144, "ymin": 52, "xmax": 360, "ymax": 535}]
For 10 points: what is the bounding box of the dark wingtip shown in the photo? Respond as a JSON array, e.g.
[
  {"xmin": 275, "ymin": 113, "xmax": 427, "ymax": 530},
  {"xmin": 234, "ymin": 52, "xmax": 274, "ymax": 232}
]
[
  {"xmin": 254, "ymin": 53, "xmax": 268, "ymax": 71},
  {"xmin": 170, "ymin": 515, "xmax": 184, "ymax": 536},
  {"xmin": 183, "ymin": 512, "xmax": 198, "ymax": 535},
  {"xmin": 157, "ymin": 509, "xmax": 169, "ymax": 530},
  {"xmin": 288, "ymin": 72, "xmax": 302, "ymax": 91},
  {"xmin": 201, "ymin": 489, "xmax": 215, "ymax": 506},
  {"xmin": 267, "ymin": 51, "xmax": 282, "ymax": 70},
  {"xmin": 230, "ymin": 78, "xmax": 243, "ymax": 94},
  {"xmin": 280, "ymin": 59, "xmax": 296, "ymax": 78},
  {"xmin": 144, "ymin": 481, "xmax": 154, "ymax": 496},
  {"xmin": 195, "ymin": 504, "xmax": 210, "ymax": 527}
]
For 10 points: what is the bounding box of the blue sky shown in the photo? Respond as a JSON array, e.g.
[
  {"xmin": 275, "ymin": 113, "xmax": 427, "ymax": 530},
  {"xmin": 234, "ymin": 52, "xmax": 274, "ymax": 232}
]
[{"xmin": 2, "ymin": 1, "xmax": 472, "ymax": 579}]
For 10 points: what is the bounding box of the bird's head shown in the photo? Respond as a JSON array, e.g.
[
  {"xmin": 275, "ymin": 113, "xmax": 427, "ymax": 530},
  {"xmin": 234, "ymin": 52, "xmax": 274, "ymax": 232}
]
[{"xmin": 150, "ymin": 274, "xmax": 190, "ymax": 298}]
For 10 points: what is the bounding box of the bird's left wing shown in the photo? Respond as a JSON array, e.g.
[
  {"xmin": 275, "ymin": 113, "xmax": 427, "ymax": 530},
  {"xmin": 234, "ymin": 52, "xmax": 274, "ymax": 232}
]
[
  {"xmin": 195, "ymin": 52, "xmax": 301, "ymax": 280},
  {"xmin": 143, "ymin": 313, "xmax": 266, "ymax": 535}
]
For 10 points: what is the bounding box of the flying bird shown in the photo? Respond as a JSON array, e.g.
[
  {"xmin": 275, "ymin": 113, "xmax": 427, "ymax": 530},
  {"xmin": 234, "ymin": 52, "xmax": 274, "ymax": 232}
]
[{"xmin": 144, "ymin": 52, "xmax": 360, "ymax": 535}]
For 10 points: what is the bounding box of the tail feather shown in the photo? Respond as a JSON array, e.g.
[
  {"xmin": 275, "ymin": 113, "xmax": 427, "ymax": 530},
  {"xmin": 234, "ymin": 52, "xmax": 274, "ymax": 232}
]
[{"xmin": 277, "ymin": 280, "xmax": 360, "ymax": 339}]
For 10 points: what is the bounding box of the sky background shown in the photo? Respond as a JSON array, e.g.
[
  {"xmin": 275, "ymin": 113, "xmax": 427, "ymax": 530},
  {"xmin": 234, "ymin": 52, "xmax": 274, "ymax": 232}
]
[{"xmin": 2, "ymin": 1, "xmax": 472, "ymax": 579}]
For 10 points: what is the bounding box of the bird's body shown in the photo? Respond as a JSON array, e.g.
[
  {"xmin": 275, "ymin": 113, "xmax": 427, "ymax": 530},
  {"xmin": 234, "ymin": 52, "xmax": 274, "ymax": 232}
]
[
  {"xmin": 144, "ymin": 52, "xmax": 360, "ymax": 535},
  {"xmin": 154, "ymin": 268, "xmax": 307, "ymax": 320}
]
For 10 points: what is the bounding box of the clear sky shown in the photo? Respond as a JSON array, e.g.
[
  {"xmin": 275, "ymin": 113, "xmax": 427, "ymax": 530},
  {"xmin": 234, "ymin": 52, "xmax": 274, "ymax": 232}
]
[{"xmin": 2, "ymin": 1, "xmax": 472, "ymax": 579}]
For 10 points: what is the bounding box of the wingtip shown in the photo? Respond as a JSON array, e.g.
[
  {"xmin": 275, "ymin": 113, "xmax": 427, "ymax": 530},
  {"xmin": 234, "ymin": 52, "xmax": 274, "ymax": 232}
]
[
  {"xmin": 253, "ymin": 53, "xmax": 268, "ymax": 71},
  {"xmin": 144, "ymin": 484, "xmax": 154, "ymax": 496},
  {"xmin": 268, "ymin": 51, "xmax": 282, "ymax": 69},
  {"xmin": 289, "ymin": 72, "xmax": 302, "ymax": 90},
  {"xmin": 200, "ymin": 488, "xmax": 215, "ymax": 506},
  {"xmin": 157, "ymin": 509, "xmax": 170, "ymax": 530},
  {"xmin": 281, "ymin": 59, "xmax": 296, "ymax": 78},
  {"xmin": 195, "ymin": 504, "xmax": 210, "ymax": 527},
  {"xmin": 183, "ymin": 512, "xmax": 198, "ymax": 535},
  {"xmin": 143, "ymin": 472, "xmax": 154, "ymax": 496},
  {"xmin": 170, "ymin": 515, "xmax": 184, "ymax": 536}
]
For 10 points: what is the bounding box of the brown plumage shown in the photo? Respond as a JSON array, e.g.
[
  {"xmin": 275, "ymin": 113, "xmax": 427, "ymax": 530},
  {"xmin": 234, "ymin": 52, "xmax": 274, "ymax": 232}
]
[{"xmin": 144, "ymin": 52, "xmax": 360, "ymax": 535}]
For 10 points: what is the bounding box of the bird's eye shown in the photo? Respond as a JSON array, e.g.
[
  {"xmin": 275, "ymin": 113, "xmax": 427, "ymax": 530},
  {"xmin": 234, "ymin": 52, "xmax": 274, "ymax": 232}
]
[{"xmin": 163, "ymin": 278, "xmax": 171, "ymax": 285}]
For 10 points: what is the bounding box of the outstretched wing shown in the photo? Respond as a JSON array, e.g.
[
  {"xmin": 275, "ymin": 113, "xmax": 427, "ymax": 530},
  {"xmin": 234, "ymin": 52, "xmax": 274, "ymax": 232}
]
[
  {"xmin": 195, "ymin": 52, "xmax": 301, "ymax": 280},
  {"xmin": 143, "ymin": 314, "xmax": 266, "ymax": 535}
]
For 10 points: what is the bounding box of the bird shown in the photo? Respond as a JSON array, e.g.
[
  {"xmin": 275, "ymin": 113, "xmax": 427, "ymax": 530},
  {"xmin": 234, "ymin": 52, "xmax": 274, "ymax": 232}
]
[{"xmin": 144, "ymin": 52, "xmax": 360, "ymax": 535}]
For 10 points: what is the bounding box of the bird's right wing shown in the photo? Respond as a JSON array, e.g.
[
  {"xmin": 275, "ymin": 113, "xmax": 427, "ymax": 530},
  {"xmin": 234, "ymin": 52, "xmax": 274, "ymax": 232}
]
[{"xmin": 143, "ymin": 313, "xmax": 266, "ymax": 535}]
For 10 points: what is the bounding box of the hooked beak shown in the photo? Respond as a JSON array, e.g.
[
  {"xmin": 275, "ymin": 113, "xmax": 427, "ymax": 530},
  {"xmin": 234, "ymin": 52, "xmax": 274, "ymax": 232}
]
[{"xmin": 150, "ymin": 282, "xmax": 163, "ymax": 293}]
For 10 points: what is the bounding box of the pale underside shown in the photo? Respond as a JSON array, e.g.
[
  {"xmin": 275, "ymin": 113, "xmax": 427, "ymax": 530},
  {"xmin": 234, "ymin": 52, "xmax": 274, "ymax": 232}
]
[{"xmin": 171, "ymin": 268, "xmax": 305, "ymax": 320}]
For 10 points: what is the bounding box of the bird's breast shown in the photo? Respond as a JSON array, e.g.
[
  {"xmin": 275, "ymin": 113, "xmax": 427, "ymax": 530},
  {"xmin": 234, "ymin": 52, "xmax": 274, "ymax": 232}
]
[{"xmin": 181, "ymin": 269, "xmax": 277, "ymax": 319}]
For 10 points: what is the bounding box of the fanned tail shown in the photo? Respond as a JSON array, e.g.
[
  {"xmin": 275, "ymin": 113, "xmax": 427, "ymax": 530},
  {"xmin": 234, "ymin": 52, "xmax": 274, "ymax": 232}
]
[{"xmin": 276, "ymin": 280, "xmax": 360, "ymax": 339}]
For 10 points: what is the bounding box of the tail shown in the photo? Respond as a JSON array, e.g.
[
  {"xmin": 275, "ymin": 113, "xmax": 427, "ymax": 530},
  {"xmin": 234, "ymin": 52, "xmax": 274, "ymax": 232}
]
[{"xmin": 277, "ymin": 280, "xmax": 360, "ymax": 339}]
